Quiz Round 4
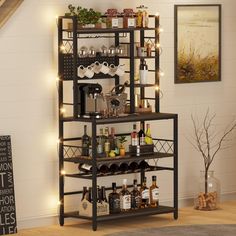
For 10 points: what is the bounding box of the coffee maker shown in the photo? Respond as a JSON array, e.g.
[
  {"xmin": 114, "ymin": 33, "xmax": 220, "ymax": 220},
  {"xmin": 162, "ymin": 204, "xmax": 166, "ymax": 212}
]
[{"xmin": 77, "ymin": 83, "xmax": 103, "ymax": 118}]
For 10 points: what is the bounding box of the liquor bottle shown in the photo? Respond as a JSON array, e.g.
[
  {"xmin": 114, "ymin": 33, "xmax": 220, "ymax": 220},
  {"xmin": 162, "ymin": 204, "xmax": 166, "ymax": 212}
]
[
  {"xmin": 82, "ymin": 125, "xmax": 91, "ymax": 156},
  {"xmin": 109, "ymin": 182, "xmax": 121, "ymax": 214},
  {"xmin": 131, "ymin": 179, "xmax": 141, "ymax": 210},
  {"xmin": 139, "ymin": 59, "xmax": 148, "ymax": 84},
  {"xmin": 81, "ymin": 186, "xmax": 88, "ymax": 201},
  {"xmin": 97, "ymin": 186, "xmax": 102, "ymax": 203},
  {"xmin": 108, "ymin": 127, "xmax": 117, "ymax": 151},
  {"xmin": 150, "ymin": 176, "xmax": 159, "ymax": 207},
  {"xmin": 145, "ymin": 123, "xmax": 153, "ymax": 145},
  {"xmin": 140, "ymin": 177, "xmax": 149, "ymax": 208},
  {"xmin": 101, "ymin": 186, "xmax": 108, "ymax": 202},
  {"xmin": 119, "ymin": 179, "xmax": 131, "ymax": 211},
  {"xmin": 131, "ymin": 124, "xmax": 138, "ymax": 146},
  {"xmin": 138, "ymin": 123, "xmax": 146, "ymax": 145},
  {"xmin": 97, "ymin": 128, "xmax": 104, "ymax": 155},
  {"xmin": 104, "ymin": 127, "xmax": 110, "ymax": 157}
]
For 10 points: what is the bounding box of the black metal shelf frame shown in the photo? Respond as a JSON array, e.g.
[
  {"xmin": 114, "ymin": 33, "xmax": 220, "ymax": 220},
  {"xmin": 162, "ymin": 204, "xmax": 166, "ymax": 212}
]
[{"xmin": 58, "ymin": 14, "xmax": 178, "ymax": 231}]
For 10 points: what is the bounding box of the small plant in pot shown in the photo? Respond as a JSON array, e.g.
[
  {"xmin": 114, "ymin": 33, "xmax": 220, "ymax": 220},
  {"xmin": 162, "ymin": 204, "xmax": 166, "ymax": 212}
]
[
  {"xmin": 118, "ymin": 136, "xmax": 127, "ymax": 157},
  {"xmin": 191, "ymin": 109, "xmax": 236, "ymax": 210},
  {"xmin": 65, "ymin": 4, "xmax": 103, "ymax": 28}
]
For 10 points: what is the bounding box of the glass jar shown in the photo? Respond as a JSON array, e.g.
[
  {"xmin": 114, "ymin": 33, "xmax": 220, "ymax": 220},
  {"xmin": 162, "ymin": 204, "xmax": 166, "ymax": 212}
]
[
  {"xmin": 123, "ymin": 9, "xmax": 135, "ymax": 28},
  {"xmin": 194, "ymin": 171, "xmax": 220, "ymax": 211},
  {"xmin": 136, "ymin": 5, "xmax": 149, "ymax": 28},
  {"xmin": 106, "ymin": 9, "xmax": 119, "ymax": 28}
]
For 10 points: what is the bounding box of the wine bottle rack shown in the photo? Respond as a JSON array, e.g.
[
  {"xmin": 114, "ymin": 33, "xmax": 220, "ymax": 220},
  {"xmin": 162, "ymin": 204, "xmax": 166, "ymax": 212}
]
[{"xmin": 58, "ymin": 14, "xmax": 178, "ymax": 231}]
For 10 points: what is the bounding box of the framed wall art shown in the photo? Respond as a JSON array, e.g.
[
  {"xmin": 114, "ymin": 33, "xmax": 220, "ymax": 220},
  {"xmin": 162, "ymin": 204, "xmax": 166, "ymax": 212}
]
[
  {"xmin": 0, "ymin": 0, "xmax": 24, "ymax": 28},
  {"xmin": 174, "ymin": 5, "xmax": 221, "ymax": 83}
]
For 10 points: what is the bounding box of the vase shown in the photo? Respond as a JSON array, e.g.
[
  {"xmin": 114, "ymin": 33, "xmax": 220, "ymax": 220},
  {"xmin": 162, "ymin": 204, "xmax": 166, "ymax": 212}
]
[{"xmin": 194, "ymin": 170, "xmax": 220, "ymax": 211}]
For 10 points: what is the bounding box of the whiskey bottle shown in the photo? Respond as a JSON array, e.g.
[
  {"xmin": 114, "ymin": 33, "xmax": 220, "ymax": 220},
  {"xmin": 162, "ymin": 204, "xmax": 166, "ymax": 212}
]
[
  {"xmin": 131, "ymin": 124, "xmax": 138, "ymax": 146},
  {"xmin": 119, "ymin": 179, "xmax": 131, "ymax": 211},
  {"xmin": 82, "ymin": 125, "xmax": 91, "ymax": 156},
  {"xmin": 140, "ymin": 177, "xmax": 149, "ymax": 208},
  {"xmin": 131, "ymin": 179, "xmax": 141, "ymax": 209},
  {"xmin": 150, "ymin": 176, "xmax": 159, "ymax": 207},
  {"xmin": 138, "ymin": 123, "xmax": 146, "ymax": 145},
  {"xmin": 109, "ymin": 182, "xmax": 121, "ymax": 214},
  {"xmin": 145, "ymin": 123, "xmax": 153, "ymax": 145}
]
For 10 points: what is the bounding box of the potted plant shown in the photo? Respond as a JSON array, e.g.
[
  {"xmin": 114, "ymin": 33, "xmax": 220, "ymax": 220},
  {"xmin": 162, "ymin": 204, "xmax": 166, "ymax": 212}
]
[
  {"xmin": 65, "ymin": 4, "xmax": 103, "ymax": 28},
  {"xmin": 118, "ymin": 136, "xmax": 127, "ymax": 157},
  {"xmin": 191, "ymin": 109, "xmax": 236, "ymax": 210}
]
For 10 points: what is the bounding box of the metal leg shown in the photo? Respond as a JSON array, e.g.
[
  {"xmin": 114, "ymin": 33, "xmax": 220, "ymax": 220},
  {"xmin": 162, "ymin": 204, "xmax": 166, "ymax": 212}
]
[{"xmin": 173, "ymin": 115, "xmax": 178, "ymax": 220}]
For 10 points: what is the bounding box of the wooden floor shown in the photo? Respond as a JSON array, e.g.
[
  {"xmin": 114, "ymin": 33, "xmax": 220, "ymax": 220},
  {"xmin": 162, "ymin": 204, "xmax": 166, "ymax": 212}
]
[{"xmin": 18, "ymin": 201, "xmax": 236, "ymax": 236}]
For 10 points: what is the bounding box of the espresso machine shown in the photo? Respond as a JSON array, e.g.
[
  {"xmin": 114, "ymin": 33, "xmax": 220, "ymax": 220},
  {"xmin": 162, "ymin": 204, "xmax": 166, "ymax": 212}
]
[{"xmin": 77, "ymin": 83, "xmax": 103, "ymax": 118}]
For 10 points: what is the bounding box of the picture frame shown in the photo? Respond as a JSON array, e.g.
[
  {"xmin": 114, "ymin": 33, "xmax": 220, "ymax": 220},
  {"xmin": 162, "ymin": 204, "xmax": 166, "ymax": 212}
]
[
  {"xmin": 0, "ymin": 0, "xmax": 24, "ymax": 28},
  {"xmin": 174, "ymin": 4, "xmax": 222, "ymax": 84}
]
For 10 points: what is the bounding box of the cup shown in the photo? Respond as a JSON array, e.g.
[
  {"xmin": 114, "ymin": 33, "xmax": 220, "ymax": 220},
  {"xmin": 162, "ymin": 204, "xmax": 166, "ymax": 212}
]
[
  {"xmin": 108, "ymin": 64, "xmax": 116, "ymax": 76},
  {"xmin": 84, "ymin": 66, "xmax": 94, "ymax": 78},
  {"xmin": 91, "ymin": 61, "xmax": 101, "ymax": 74},
  {"xmin": 99, "ymin": 61, "xmax": 109, "ymax": 74},
  {"xmin": 115, "ymin": 65, "xmax": 125, "ymax": 77},
  {"xmin": 77, "ymin": 65, "xmax": 85, "ymax": 78}
]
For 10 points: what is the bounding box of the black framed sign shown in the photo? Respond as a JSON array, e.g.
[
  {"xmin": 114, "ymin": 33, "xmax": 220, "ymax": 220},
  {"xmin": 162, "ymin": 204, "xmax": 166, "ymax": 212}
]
[
  {"xmin": 0, "ymin": 136, "xmax": 17, "ymax": 235},
  {"xmin": 174, "ymin": 4, "xmax": 221, "ymax": 83}
]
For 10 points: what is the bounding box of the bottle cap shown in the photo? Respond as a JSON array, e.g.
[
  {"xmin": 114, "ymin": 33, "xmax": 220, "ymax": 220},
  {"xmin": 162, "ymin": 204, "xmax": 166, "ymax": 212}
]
[
  {"xmin": 152, "ymin": 176, "xmax": 156, "ymax": 181},
  {"xmin": 123, "ymin": 179, "xmax": 127, "ymax": 185}
]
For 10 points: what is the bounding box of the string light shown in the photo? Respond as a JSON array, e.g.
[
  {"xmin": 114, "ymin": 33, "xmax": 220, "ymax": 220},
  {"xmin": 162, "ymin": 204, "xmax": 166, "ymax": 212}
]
[
  {"xmin": 57, "ymin": 200, "xmax": 62, "ymax": 205},
  {"xmin": 56, "ymin": 76, "xmax": 60, "ymax": 82},
  {"xmin": 57, "ymin": 139, "xmax": 61, "ymax": 144},
  {"xmin": 155, "ymin": 85, "xmax": 160, "ymax": 91},
  {"xmin": 155, "ymin": 12, "xmax": 160, "ymax": 17},
  {"xmin": 156, "ymin": 43, "xmax": 161, "ymax": 49},
  {"xmin": 61, "ymin": 170, "xmax": 66, "ymax": 175},
  {"xmin": 159, "ymin": 28, "xmax": 164, "ymax": 33},
  {"xmin": 60, "ymin": 45, "xmax": 66, "ymax": 53},
  {"xmin": 60, "ymin": 107, "xmax": 66, "ymax": 114},
  {"xmin": 159, "ymin": 71, "xmax": 165, "ymax": 77}
]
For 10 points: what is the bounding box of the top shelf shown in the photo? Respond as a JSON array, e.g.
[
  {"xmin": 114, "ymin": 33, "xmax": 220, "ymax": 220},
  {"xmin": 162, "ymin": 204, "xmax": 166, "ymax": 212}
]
[{"xmin": 62, "ymin": 112, "xmax": 177, "ymax": 124}]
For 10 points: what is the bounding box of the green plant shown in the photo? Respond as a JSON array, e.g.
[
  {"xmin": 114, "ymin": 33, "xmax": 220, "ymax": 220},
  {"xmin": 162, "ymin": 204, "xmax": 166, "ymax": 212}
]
[
  {"xmin": 118, "ymin": 136, "xmax": 127, "ymax": 148},
  {"xmin": 65, "ymin": 4, "xmax": 102, "ymax": 25}
]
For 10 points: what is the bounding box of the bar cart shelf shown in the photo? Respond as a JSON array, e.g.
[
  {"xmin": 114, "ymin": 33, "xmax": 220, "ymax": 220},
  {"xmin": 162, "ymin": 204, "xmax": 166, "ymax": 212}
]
[{"xmin": 57, "ymin": 14, "xmax": 178, "ymax": 231}]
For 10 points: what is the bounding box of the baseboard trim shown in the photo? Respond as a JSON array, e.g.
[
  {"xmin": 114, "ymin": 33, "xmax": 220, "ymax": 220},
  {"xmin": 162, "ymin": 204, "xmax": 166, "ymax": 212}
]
[{"xmin": 17, "ymin": 191, "xmax": 236, "ymax": 230}]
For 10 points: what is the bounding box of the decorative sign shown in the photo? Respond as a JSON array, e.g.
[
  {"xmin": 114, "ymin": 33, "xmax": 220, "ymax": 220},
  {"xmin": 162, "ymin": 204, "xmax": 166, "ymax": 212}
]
[
  {"xmin": 0, "ymin": 136, "xmax": 17, "ymax": 235},
  {"xmin": 0, "ymin": 0, "xmax": 24, "ymax": 28}
]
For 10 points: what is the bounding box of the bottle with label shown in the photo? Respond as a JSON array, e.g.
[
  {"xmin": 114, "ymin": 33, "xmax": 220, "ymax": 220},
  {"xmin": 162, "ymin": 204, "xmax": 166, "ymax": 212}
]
[
  {"xmin": 109, "ymin": 182, "xmax": 121, "ymax": 214},
  {"xmin": 139, "ymin": 59, "xmax": 148, "ymax": 84},
  {"xmin": 145, "ymin": 123, "xmax": 153, "ymax": 145},
  {"xmin": 131, "ymin": 124, "xmax": 138, "ymax": 146},
  {"xmin": 82, "ymin": 125, "xmax": 91, "ymax": 156},
  {"xmin": 97, "ymin": 128, "xmax": 104, "ymax": 156},
  {"xmin": 131, "ymin": 179, "xmax": 141, "ymax": 210},
  {"xmin": 138, "ymin": 123, "xmax": 146, "ymax": 145},
  {"xmin": 104, "ymin": 127, "xmax": 110, "ymax": 157},
  {"xmin": 119, "ymin": 179, "xmax": 131, "ymax": 211},
  {"xmin": 108, "ymin": 127, "xmax": 117, "ymax": 151},
  {"xmin": 150, "ymin": 176, "xmax": 159, "ymax": 207},
  {"xmin": 81, "ymin": 186, "xmax": 88, "ymax": 201},
  {"xmin": 78, "ymin": 163, "xmax": 92, "ymax": 173},
  {"xmin": 140, "ymin": 177, "xmax": 149, "ymax": 208}
]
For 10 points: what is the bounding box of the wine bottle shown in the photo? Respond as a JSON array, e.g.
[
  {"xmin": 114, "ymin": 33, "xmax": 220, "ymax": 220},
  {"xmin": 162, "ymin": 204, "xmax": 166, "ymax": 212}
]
[
  {"xmin": 87, "ymin": 187, "xmax": 92, "ymax": 202},
  {"xmin": 131, "ymin": 124, "xmax": 138, "ymax": 146},
  {"xmin": 109, "ymin": 163, "xmax": 119, "ymax": 174},
  {"xmin": 98, "ymin": 164, "xmax": 109, "ymax": 175},
  {"xmin": 131, "ymin": 179, "xmax": 141, "ymax": 210},
  {"xmin": 119, "ymin": 162, "xmax": 129, "ymax": 173},
  {"xmin": 81, "ymin": 186, "xmax": 88, "ymax": 201},
  {"xmin": 119, "ymin": 179, "xmax": 131, "ymax": 211},
  {"xmin": 97, "ymin": 186, "xmax": 102, "ymax": 203},
  {"xmin": 104, "ymin": 127, "xmax": 110, "ymax": 157},
  {"xmin": 129, "ymin": 162, "xmax": 139, "ymax": 172},
  {"xmin": 145, "ymin": 123, "xmax": 153, "ymax": 145},
  {"xmin": 109, "ymin": 182, "xmax": 121, "ymax": 214},
  {"xmin": 82, "ymin": 125, "xmax": 91, "ymax": 156},
  {"xmin": 108, "ymin": 127, "xmax": 117, "ymax": 151},
  {"xmin": 78, "ymin": 163, "xmax": 92, "ymax": 173},
  {"xmin": 139, "ymin": 59, "xmax": 148, "ymax": 84},
  {"xmin": 101, "ymin": 186, "xmax": 108, "ymax": 202},
  {"xmin": 150, "ymin": 176, "xmax": 159, "ymax": 207},
  {"xmin": 138, "ymin": 123, "xmax": 145, "ymax": 145},
  {"xmin": 97, "ymin": 128, "xmax": 104, "ymax": 155},
  {"xmin": 140, "ymin": 177, "xmax": 149, "ymax": 208}
]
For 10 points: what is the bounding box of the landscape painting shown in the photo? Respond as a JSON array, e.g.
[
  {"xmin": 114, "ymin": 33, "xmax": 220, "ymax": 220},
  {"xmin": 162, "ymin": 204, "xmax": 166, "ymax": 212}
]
[{"xmin": 174, "ymin": 5, "xmax": 221, "ymax": 83}]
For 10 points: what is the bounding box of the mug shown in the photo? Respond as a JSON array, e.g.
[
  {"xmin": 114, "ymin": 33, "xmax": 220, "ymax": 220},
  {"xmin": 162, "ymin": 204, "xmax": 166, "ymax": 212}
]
[
  {"xmin": 108, "ymin": 64, "xmax": 116, "ymax": 76},
  {"xmin": 84, "ymin": 66, "xmax": 94, "ymax": 78},
  {"xmin": 99, "ymin": 61, "xmax": 109, "ymax": 74},
  {"xmin": 115, "ymin": 65, "xmax": 125, "ymax": 77},
  {"xmin": 91, "ymin": 61, "xmax": 101, "ymax": 74},
  {"xmin": 77, "ymin": 65, "xmax": 85, "ymax": 78}
]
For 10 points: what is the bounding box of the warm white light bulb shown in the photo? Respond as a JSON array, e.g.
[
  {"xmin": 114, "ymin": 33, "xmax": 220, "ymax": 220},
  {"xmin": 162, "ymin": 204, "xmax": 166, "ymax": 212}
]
[
  {"xmin": 60, "ymin": 107, "xmax": 66, "ymax": 114},
  {"xmin": 156, "ymin": 43, "xmax": 161, "ymax": 48},
  {"xmin": 160, "ymin": 71, "xmax": 165, "ymax": 77},
  {"xmin": 57, "ymin": 200, "xmax": 62, "ymax": 205},
  {"xmin": 60, "ymin": 45, "xmax": 66, "ymax": 52},
  {"xmin": 57, "ymin": 139, "xmax": 61, "ymax": 144},
  {"xmin": 159, "ymin": 28, "xmax": 164, "ymax": 33},
  {"xmin": 155, "ymin": 12, "xmax": 160, "ymax": 17},
  {"xmin": 61, "ymin": 170, "xmax": 66, "ymax": 175},
  {"xmin": 155, "ymin": 86, "xmax": 160, "ymax": 91}
]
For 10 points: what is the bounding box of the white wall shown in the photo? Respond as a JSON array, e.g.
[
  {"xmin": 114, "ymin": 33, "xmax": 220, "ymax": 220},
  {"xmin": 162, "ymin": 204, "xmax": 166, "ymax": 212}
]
[{"xmin": 0, "ymin": 0, "xmax": 235, "ymax": 229}]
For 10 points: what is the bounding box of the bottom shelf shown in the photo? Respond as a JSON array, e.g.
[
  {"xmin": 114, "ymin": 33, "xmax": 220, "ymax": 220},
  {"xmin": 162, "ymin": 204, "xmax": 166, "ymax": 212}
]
[{"xmin": 64, "ymin": 205, "xmax": 175, "ymax": 222}]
